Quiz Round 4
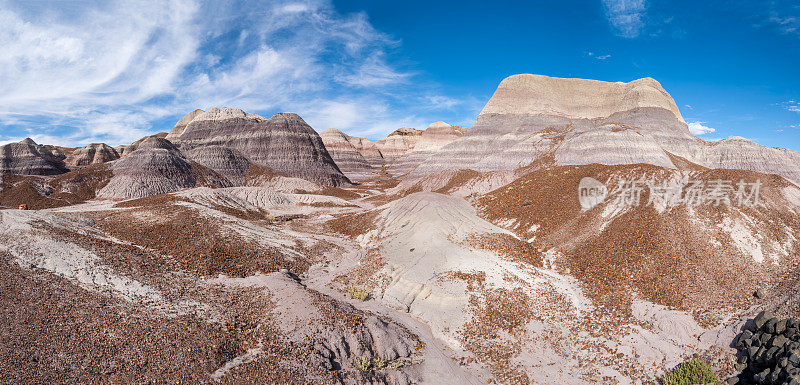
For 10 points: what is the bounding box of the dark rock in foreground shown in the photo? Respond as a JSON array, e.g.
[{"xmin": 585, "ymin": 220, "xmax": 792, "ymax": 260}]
[{"xmin": 730, "ymin": 311, "xmax": 800, "ymax": 384}]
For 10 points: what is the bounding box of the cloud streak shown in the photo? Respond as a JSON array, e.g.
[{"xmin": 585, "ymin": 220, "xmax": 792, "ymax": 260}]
[
  {"xmin": 601, "ymin": 0, "xmax": 646, "ymax": 38},
  {"xmin": 0, "ymin": 0, "xmax": 463, "ymax": 146}
]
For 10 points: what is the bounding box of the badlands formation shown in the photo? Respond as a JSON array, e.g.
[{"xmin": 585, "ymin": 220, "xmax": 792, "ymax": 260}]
[{"xmin": 1, "ymin": 74, "xmax": 800, "ymax": 385}]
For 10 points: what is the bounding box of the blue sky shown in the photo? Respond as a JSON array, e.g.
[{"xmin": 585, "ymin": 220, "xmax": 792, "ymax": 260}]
[{"xmin": 0, "ymin": 0, "xmax": 798, "ymax": 150}]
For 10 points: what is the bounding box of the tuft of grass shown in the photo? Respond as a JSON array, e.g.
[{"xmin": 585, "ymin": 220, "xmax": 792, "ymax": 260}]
[
  {"xmin": 661, "ymin": 360, "xmax": 716, "ymax": 385},
  {"xmin": 347, "ymin": 286, "xmax": 370, "ymax": 301}
]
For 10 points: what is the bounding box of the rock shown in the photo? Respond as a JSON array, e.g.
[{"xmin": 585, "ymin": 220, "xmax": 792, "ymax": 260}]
[
  {"xmin": 755, "ymin": 289, "xmax": 765, "ymax": 299},
  {"xmin": 726, "ymin": 376, "xmax": 740, "ymax": 384},
  {"xmin": 777, "ymin": 319, "xmax": 788, "ymax": 334},
  {"xmin": 755, "ymin": 311, "xmax": 775, "ymax": 330},
  {"xmin": 766, "ymin": 346, "xmax": 781, "ymax": 362},
  {"xmin": 114, "ymin": 145, "xmax": 128, "ymax": 157},
  {"xmin": 768, "ymin": 369, "xmax": 781, "ymax": 383},
  {"xmin": 740, "ymin": 329, "xmax": 754, "ymax": 342},
  {"xmin": 175, "ymin": 108, "xmax": 350, "ymax": 186},
  {"xmin": 767, "ymin": 318, "xmax": 779, "ymax": 334},
  {"xmin": 749, "ymin": 346, "xmax": 760, "ymax": 360},
  {"xmin": 64, "ymin": 143, "xmax": 120, "ymax": 169},
  {"xmin": 165, "ymin": 109, "xmax": 204, "ymax": 141},
  {"xmin": 0, "ymin": 138, "xmax": 68, "ymax": 175},
  {"xmin": 738, "ymin": 355, "xmax": 749, "ymax": 364},
  {"xmin": 772, "ymin": 335, "xmax": 789, "ymax": 349},
  {"xmin": 755, "ymin": 368, "xmax": 771, "ymax": 383}
]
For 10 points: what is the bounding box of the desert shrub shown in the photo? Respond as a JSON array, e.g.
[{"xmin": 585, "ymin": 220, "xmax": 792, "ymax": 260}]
[
  {"xmin": 661, "ymin": 360, "xmax": 716, "ymax": 385},
  {"xmin": 353, "ymin": 355, "xmax": 372, "ymax": 372},
  {"xmin": 347, "ymin": 286, "xmax": 370, "ymax": 301}
]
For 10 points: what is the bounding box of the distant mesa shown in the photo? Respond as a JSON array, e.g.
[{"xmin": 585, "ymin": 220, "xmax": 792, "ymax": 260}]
[
  {"xmin": 410, "ymin": 121, "xmax": 468, "ymax": 153},
  {"xmin": 320, "ymin": 128, "xmax": 378, "ymax": 180},
  {"xmin": 375, "ymin": 127, "xmax": 424, "ymax": 160},
  {"xmin": 0, "ymin": 138, "xmax": 69, "ymax": 176},
  {"xmin": 479, "ymin": 74, "xmax": 684, "ymax": 122},
  {"xmin": 388, "ymin": 121, "xmax": 468, "ymax": 175},
  {"xmin": 173, "ymin": 107, "xmax": 350, "ymax": 187},
  {"xmin": 65, "ymin": 143, "xmax": 120, "ymax": 169},
  {"xmin": 406, "ymin": 74, "xmax": 800, "ymax": 185}
]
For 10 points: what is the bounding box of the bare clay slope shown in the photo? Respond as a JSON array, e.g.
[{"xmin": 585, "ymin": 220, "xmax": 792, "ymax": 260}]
[
  {"xmin": 320, "ymin": 128, "xmax": 376, "ymax": 181},
  {"xmin": 174, "ymin": 108, "xmax": 351, "ymax": 187}
]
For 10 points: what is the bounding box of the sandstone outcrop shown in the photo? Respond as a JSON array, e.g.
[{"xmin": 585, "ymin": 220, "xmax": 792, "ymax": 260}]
[
  {"xmin": 114, "ymin": 145, "xmax": 129, "ymax": 157},
  {"xmin": 165, "ymin": 109, "xmax": 204, "ymax": 141},
  {"xmin": 0, "ymin": 138, "xmax": 68, "ymax": 175},
  {"xmin": 64, "ymin": 143, "xmax": 120, "ymax": 169},
  {"xmin": 174, "ymin": 108, "xmax": 350, "ymax": 186}
]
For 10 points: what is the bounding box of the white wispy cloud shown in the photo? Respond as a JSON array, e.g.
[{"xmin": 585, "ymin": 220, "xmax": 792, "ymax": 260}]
[
  {"xmin": 587, "ymin": 52, "xmax": 612, "ymax": 60},
  {"xmin": 687, "ymin": 121, "xmax": 716, "ymax": 135},
  {"xmin": 769, "ymin": 15, "xmax": 799, "ymax": 34},
  {"xmin": 0, "ymin": 0, "xmax": 462, "ymax": 146},
  {"xmin": 601, "ymin": 0, "xmax": 646, "ymax": 38},
  {"xmin": 785, "ymin": 100, "xmax": 800, "ymax": 112}
]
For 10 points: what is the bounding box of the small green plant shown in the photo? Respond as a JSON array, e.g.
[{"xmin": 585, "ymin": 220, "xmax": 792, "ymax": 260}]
[
  {"xmin": 347, "ymin": 286, "xmax": 370, "ymax": 301},
  {"xmin": 354, "ymin": 355, "xmax": 372, "ymax": 372},
  {"xmin": 661, "ymin": 360, "xmax": 716, "ymax": 385},
  {"xmin": 373, "ymin": 356, "xmax": 386, "ymax": 369}
]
